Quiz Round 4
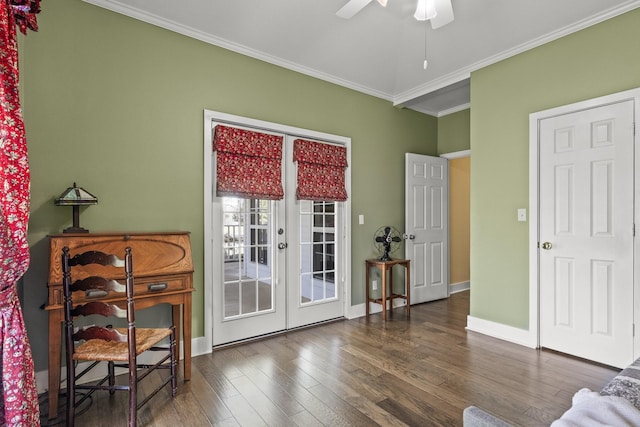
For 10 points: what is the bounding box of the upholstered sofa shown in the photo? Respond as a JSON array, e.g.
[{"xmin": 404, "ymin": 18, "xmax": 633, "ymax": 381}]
[{"xmin": 463, "ymin": 357, "xmax": 640, "ymax": 426}]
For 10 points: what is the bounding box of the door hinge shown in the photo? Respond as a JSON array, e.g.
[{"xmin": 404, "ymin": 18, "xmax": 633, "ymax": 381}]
[
  {"xmin": 633, "ymin": 323, "xmax": 636, "ymax": 337},
  {"xmin": 634, "ymin": 223, "xmax": 636, "ymax": 237}
]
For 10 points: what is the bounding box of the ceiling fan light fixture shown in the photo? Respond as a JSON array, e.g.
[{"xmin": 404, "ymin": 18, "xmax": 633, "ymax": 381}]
[
  {"xmin": 414, "ymin": 0, "xmax": 437, "ymax": 21},
  {"xmin": 377, "ymin": 0, "xmax": 388, "ymax": 7}
]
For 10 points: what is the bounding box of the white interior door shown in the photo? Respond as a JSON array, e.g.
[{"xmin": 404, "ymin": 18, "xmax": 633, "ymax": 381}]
[
  {"xmin": 539, "ymin": 100, "xmax": 635, "ymax": 368},
  {"xmin": 405, "ymin": 153, "xmax": 449, "ymax": 304}
]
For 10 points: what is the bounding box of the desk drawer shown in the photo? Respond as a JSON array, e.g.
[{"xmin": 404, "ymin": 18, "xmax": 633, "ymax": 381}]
[
  {"xmin": 134, "ymin": 276, "xmax": 188, "ymax": 296},
  {"xmin": 48, "ymin": 275, "xmax": 190, "ymax": 307}
]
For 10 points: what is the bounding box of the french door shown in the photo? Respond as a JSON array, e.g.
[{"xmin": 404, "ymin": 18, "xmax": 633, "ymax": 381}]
[
  {"xmin": 212, "ymin": 196, "xmax": 287, "ymax": 345},
  {"xmin": 207, "ymin": 117, "xmax": 349, "ymax": 346},
  {"xmin": 286, "ymin": 135, "xmax": 345, "ymax": 329}
]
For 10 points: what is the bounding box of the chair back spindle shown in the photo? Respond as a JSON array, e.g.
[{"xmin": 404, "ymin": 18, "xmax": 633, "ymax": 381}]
[{"xmin": 61, "ymin": 246, "xmax": 176, "ymax": 427}]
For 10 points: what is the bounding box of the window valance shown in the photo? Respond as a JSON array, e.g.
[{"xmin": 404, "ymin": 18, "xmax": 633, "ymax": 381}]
[
  {"xmin": 293, "ymin": 139, "xmax": 348, "ymax": 202},
  {"xmin": 213, "ymin": 125, "xmax": 284, "ymax": 200}
]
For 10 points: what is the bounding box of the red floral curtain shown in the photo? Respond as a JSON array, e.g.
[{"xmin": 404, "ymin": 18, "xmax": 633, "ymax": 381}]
[
  {"xmin": 293, "ymin": 139, "xmax": 348, "ymax": 201},
  {"xmin": 0, "ymin": 1, "xmax": 41, "ymax": 426},
  {"xmin": 213, "ymin": 125, "xmax": 284, "ymax": 200}
]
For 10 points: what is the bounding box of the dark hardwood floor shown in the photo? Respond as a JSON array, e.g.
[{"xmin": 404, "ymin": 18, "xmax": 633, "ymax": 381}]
[{"xmin": 43, "ymin": 291, "xmax": 620, "ymax": 426}]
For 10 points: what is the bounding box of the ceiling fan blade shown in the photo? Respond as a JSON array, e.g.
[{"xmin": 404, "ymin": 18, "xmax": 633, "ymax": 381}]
[
  {"xmin": 336, "ymin": 0, "xmax": 374, "ymax": 19},
  {"xmin": 431, "ymin": 0, "xmax": 454, "ymax": 29}
]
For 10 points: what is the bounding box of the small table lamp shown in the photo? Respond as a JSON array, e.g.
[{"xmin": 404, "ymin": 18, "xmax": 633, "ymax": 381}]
[{"xmin": 55, "ymin": 182, "xmax": 98, "ymax": 233}]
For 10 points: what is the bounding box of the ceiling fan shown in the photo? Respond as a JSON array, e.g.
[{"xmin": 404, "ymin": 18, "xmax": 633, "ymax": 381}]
[{"xmin": 336, "ymin": 0, "xmax": 454, "ymax": 29}]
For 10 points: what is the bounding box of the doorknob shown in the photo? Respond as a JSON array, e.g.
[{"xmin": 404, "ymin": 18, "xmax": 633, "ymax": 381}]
[
  {"xmin": 541, "ymin": 242, "xmax": 552, "ymax": 250},
  {"xmin": 278, "ymin": 242, "xmax": 288, "ymax": 249},
  {"xmin": 403, "ymin": 233, "xmax": 416, "ymax": 240}
]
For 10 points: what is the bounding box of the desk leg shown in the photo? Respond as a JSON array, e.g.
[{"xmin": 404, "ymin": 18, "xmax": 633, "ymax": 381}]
[
  {"xmin": 48, "ymin": 311, "xmax": 62, "ymax": 419},
  {"xmin": 172, "ymin": 304, "xmax": 190, "ymax": 381},
  {"xmin": 182, "ymin": 296, "xmax": 192, "ymax": 381},
  {"xmin": 381, "ymin": 265, "xmax": 387, "ymax": 321}
]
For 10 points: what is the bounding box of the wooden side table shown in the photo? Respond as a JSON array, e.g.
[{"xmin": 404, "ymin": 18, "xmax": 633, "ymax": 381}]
[{"xmin": 365, "ymin": 258, "xmax": 410, "ymax": 320}]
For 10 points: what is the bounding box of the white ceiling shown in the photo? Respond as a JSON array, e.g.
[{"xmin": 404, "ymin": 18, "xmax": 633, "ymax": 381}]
[{"xmin": 83, "ymin": 0, "xmax": 640, "ymax": 116}]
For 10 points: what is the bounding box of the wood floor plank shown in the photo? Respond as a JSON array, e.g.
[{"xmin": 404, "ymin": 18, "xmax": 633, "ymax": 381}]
[
  {"xmin": 226, "ymin": 374, "xmax": 292, "ymax": 425},
  {"xmin": 62, "ymin": 291, "xmax": 622, "ymax": 426},
  {"xmin": 230, "ymin": 359, "xmax": 306, "ymax": 417}
]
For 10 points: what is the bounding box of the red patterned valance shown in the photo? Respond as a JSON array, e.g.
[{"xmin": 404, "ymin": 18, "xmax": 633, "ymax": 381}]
[
  {"xmin": 293, "ymin": 139, "xmax": 348, "ymax": 202},
  {"xmin": 10, "ymin": 0, "xmax": 40, "ymax": 34},
  {"xmin": 213, "ymin": 125, "xmax": 284, "ymax": 200}
]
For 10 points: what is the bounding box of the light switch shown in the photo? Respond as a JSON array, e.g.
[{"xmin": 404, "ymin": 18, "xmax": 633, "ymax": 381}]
[
  {"xmin": 358, "ymin": 214, "xmax": 364, "ymax": 225},
  {"xmin": 517, "ymin": 208, "xmax": 527, "ymax": 222}
]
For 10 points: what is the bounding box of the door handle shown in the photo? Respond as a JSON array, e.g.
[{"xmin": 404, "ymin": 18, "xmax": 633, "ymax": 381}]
[
  {"xmin": 278, "ymin": 242, "xmax": 288, "ymax": 249},
  {"xmin": 541, "ymin": 242, "xmax": 552, "ymax": 250},
  {"xmin": 403, "ymin": 233, "xmax": 415, "ymax": 240}
]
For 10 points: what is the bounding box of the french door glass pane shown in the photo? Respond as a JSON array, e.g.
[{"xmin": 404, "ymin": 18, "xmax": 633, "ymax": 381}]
[
  {"xmin": 223, "ymin": 197, "xmax": 273, "ymax": 319},
  {"xmin": 300, "ymin": 200, "xmax": 337, "ymax": 304}
]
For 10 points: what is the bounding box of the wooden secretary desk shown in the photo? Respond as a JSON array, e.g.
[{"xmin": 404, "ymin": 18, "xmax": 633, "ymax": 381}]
[{"xmin": 45, "ymin": 231, "xmax": 194, "ymax": 419}]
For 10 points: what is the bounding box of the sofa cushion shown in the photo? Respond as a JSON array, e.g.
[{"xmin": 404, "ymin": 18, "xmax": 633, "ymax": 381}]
[
  {"xmin": 551, "ymin": 388, "xmax": 640, "ymax": 426},
  {"xmin": 462, "ymin": 406, "xmax": 513, "ymax": 427},
  {"xmin": 601, "ymin": 357, "xmax": 640, "ymax": 411}
]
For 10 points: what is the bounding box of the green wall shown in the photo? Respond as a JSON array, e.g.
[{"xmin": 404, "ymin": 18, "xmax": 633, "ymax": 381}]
[
  {"xmin": 438, "ymin": 108, "xmax": 470, "ymax": 154},
  {"xmin": 470, "ymin": 8, "xmax": 640, "ymax": 328},
  {"xmin": 20, "ymin": 0, "xmax": 437, "ymax": 372},
  {"xmin": 22, "ymin": 0, "xmax": 638, "ymax": 375}
]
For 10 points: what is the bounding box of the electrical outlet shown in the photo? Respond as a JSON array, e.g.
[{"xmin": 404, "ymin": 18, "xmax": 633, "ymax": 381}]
[{"xmin": 372, "ymin": 280, "xmax": 378, "ymax": 290}]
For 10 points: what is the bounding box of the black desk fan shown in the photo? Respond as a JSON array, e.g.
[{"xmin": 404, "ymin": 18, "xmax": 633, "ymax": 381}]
[{"xmin": 373, "ymin": 226, "xmax": 402, "ymax": 261}]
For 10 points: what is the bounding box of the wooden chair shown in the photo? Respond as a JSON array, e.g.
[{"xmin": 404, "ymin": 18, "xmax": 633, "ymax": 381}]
[{"xmin": 62, "ymin": 247, "xmax": 177, "ymax": 427}]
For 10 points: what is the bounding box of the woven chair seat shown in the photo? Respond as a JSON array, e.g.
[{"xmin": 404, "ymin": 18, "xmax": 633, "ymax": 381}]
[{"xmin": 73, "ymin": 327, "xmax": 172, "ymax": 362}]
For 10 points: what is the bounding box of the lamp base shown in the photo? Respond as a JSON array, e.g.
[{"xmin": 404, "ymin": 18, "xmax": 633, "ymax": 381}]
[{"xmin": 62, "ymin": 226, "xmax": 90, "ymax": 234}]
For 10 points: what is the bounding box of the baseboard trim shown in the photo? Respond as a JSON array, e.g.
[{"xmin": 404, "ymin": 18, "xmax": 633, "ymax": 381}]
[
  {"xmin": 347, "ymin": 300, "xmax": 409, "ymax": 320},
  {"xmin": 450, "ymin": 281, "xmax": 470, "ymax": 294},
  {"xmin": 466, "ymin": 315, "xmax": 537, "ymax": 349}
]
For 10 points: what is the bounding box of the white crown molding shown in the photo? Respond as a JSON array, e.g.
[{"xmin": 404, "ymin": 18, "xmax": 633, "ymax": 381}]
[
  {"xmin": 440, "ymin": 149, "xmax": 470, "ymax": 159},
  {"xmin": 393, "ymin": 1, "xmax": 640, "ymax": 107},
  {"xmin": 83, "ymin": 0, "xmax": 640, "ymax": 114},
  {"xmin": 406, "ymin": 102, "xmax": 470, "ymax": 118},
  {"xmin": 394, "ymin": 71, "xmax": 472, "ymax": 108},
  {"xmin": 437, "ymin": 103, "xmax": 471, "ymax": 117},
  {"xmin": 404, "ymin": 105, "xmax": 440, "ymax": 117},
  {"xmin": 82, "ymin": 0, "xmax": 395, "ymax": 102}
]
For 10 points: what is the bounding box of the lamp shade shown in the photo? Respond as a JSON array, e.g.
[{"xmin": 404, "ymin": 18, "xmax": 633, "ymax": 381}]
[
  {"xmin": 55, "ymin": 182, "xmax": 98, "ymax": 206},
  {"xmin": 55, "ymin": 183, "xmax": 98, "ymax": 233}
]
